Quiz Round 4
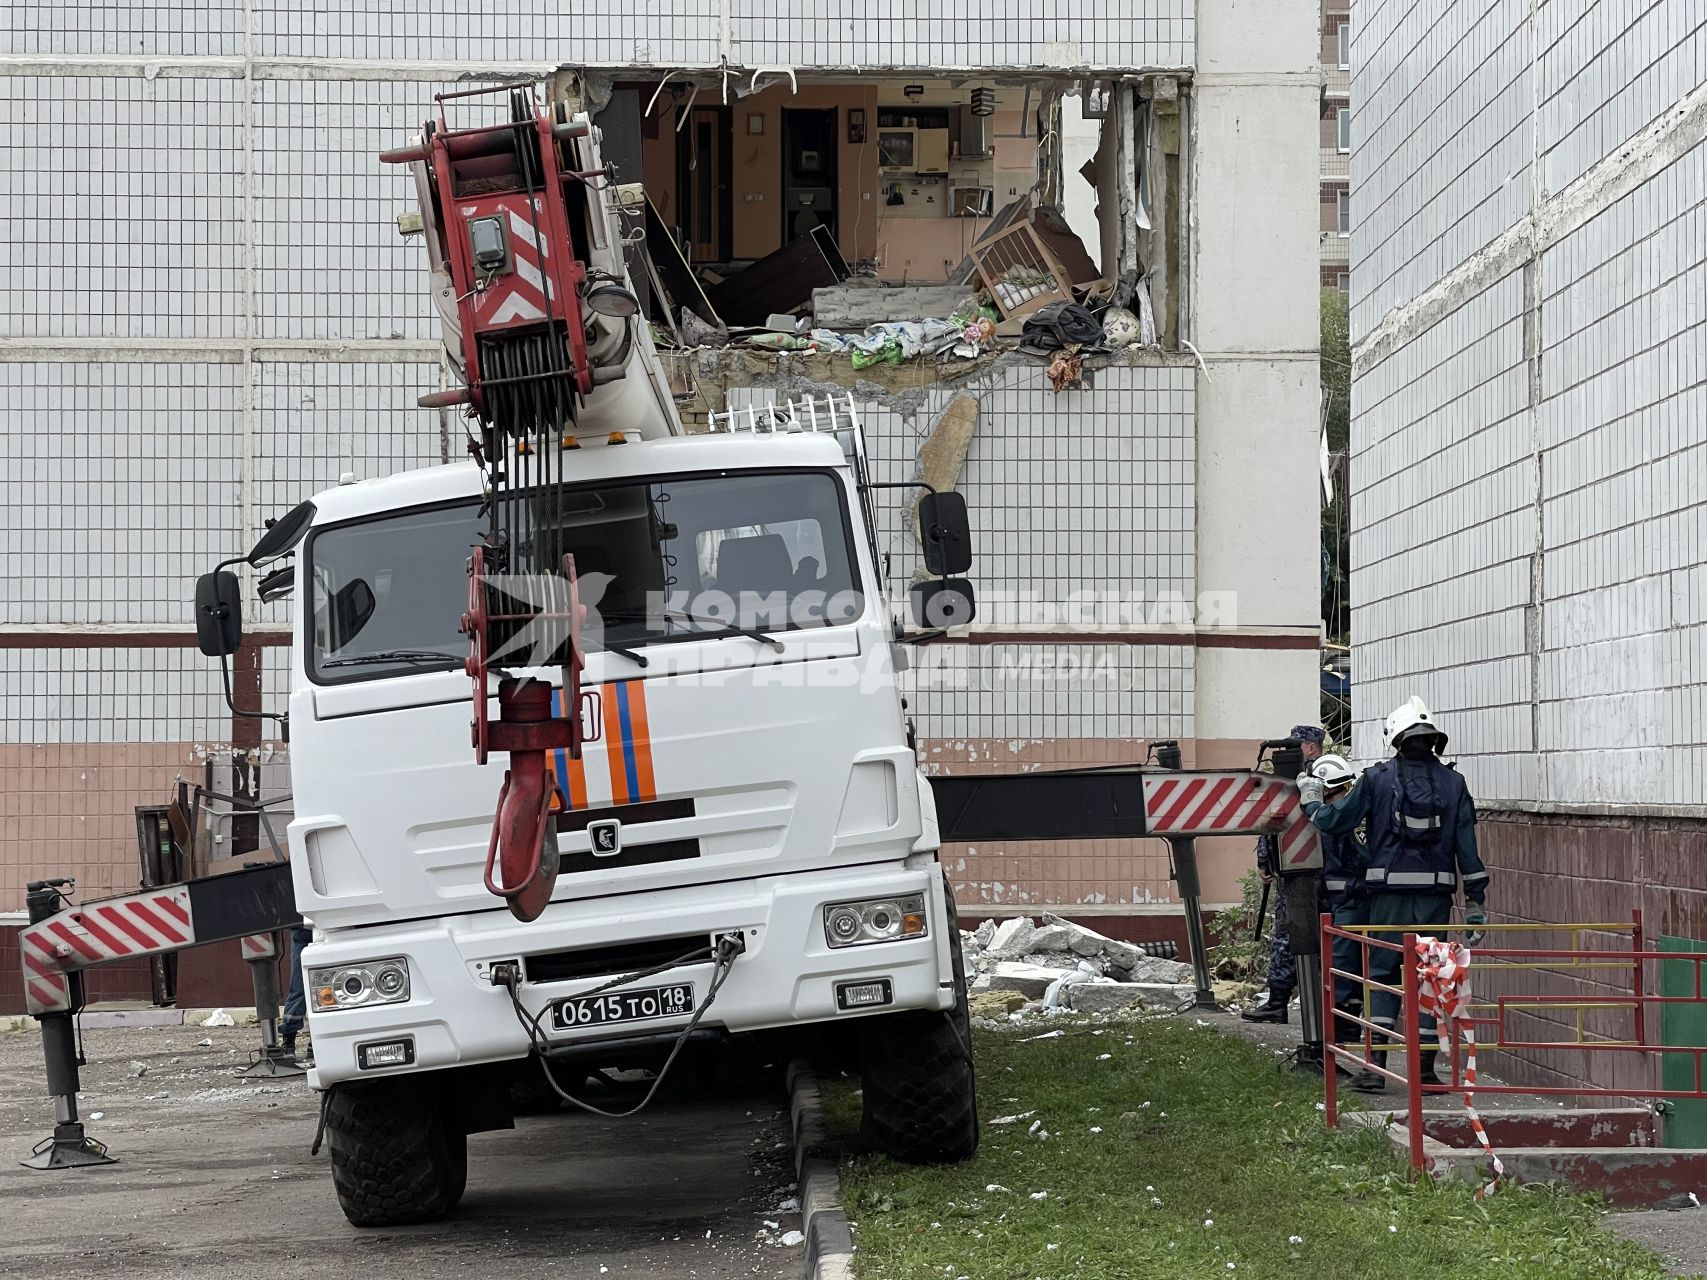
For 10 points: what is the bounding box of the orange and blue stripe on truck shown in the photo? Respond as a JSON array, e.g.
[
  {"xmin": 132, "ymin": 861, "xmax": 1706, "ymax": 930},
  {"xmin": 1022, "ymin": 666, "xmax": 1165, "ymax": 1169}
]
[{"xmin": 551, "ymin": 680, "xmax": 654, "ymax": 810}]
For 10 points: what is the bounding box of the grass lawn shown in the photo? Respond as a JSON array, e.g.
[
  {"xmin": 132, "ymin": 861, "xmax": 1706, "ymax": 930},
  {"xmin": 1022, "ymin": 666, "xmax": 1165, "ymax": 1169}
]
[{"xmin": 821, "ymin": 1014, "xmax": 1668, "ymax": 1280}]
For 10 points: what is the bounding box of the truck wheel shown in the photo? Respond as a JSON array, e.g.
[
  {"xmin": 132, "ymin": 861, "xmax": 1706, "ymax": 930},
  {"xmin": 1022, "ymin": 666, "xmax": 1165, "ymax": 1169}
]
[
  {"xmin": 858, "ymin": 879, "xmax": 979, "ymax": 1164},
  {"xmin": 326, "ymin": 1079, "xmax": 469, "ymax": 1226}
]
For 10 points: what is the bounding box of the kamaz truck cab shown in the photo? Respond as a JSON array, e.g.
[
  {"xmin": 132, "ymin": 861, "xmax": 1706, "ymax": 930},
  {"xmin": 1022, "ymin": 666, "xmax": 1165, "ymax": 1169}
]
[{"xmin": 198, "ymin": 396, "xmax": 981, "ymax": 1225}]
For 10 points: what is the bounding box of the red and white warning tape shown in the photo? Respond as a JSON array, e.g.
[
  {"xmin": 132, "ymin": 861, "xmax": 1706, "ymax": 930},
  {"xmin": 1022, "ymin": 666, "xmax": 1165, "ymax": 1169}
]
[{"xmin": 1414, "ymin": 936, "xmax": 1504, "ymax": 1198}]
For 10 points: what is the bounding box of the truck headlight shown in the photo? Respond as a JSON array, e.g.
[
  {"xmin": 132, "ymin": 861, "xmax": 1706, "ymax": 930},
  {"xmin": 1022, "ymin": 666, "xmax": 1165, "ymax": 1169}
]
[
  {"xmin": 309, "ymin": 957, "xmax": 411, "ymax": 1011},
  {"xmin": 823, "ymin": 894, "xmax": 927, "ymax": 949}
]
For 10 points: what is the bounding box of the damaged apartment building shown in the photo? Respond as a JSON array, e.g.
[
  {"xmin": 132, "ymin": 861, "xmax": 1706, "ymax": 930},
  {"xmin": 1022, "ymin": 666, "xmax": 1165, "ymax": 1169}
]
[{"xmin": 0, "ymin": 1, "xmax": 1320, "ymax": 948}]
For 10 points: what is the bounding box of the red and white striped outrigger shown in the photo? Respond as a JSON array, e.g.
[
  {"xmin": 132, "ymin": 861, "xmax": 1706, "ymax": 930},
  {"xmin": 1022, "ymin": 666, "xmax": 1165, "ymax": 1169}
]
[
  {"xmin": 929, "ymin": 747, "xmax": 1325, "ymax": 1007},
  {"xmin": 17, "ymin": 864, "xmax": 302, "ymax": 1169},
  {"xmin": 1140, "ymin": 771, "xmax": 1323, "ymax": 872}
]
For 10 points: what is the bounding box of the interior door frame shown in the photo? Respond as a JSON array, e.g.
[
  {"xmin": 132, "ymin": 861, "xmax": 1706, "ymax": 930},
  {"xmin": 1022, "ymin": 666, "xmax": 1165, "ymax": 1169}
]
[{"xmin": 676, "ymin": 104, "xmax": 733, "ymax": 264}]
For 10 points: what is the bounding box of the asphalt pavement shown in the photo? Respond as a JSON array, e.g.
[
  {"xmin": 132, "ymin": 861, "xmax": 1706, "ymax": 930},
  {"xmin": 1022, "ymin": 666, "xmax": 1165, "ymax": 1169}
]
[{"xmin": 0, "ymin": 1023, "xmax": 804, "ymax": 1279}]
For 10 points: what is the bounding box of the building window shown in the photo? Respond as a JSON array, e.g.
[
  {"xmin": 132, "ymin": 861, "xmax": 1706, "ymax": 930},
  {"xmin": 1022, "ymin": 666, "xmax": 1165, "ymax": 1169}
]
[
  {"xmin": 1337, "ymin": 108, "xmax": 1351, "ymax": 153},
  {"xmin": 1337, "ymin": 21, "xmax": 1350, "ymax": 70},
  {"xmin": 1337, "ymin": 189, "xmax": 1350, "ymax": 234},
  {"xmin": 1336, "ymin": 272, "xmax": 1349, "ymax": 292}
]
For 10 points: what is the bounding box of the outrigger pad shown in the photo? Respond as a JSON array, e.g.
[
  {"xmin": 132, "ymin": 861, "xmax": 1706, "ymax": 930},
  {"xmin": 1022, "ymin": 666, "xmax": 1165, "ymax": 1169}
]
[
  {"xmin": 235, "ymin": 1048, "xmax": 309, "ymax": 1080},
  {"xmin": 21, "ymin": 1123, "xmax": 117, "ymax": 1170}
]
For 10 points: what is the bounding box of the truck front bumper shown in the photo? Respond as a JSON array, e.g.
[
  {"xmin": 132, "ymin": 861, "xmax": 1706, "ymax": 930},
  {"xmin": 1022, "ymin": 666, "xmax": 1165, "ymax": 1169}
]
[{"xmin": 302, "ymin": 860, "xmax": 952, "ymax": 1089}]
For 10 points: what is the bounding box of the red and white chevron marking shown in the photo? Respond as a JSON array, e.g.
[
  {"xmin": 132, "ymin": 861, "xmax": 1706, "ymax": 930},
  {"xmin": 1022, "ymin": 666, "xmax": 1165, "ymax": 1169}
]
[
  {"xmin": 239, "ymin": 933, "xmax": 277, "ymax": 961},
  {"xmin": 1140, "ymin": 772, "xmax": 1323, "ymax": 870},
  {"xmin": 463, "ymin": 196, "xmax": 555, "ymax": 328},
  {"xmin": 19, "ymin": 887, "xmax": 195, "ymax": 1014}
]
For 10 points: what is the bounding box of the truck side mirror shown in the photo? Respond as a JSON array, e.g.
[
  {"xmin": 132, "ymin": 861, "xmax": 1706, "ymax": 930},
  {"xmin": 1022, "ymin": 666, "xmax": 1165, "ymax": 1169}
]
[
  {"xmin": 248, "ymin": 499, "xmax": 316, "ymax": 566},
  {"xmin": 195, "ymin": 570, "xmax": 243, "ymax": 657},
  {"xmin": 918, "ymin": 491, "xmax": 972, "ymax": 576},
  {"xmin": 909, "ymin": 578, "xmax": 976, "ymax": 629}
]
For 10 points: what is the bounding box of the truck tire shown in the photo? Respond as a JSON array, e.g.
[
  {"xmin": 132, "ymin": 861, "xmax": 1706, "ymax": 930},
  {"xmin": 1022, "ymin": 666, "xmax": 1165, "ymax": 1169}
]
[
  {"xmin": 326, "ymin": 1078, "xmax": 469, "ymax": 1226},
  {"xmin": 858, "ymin": 878, "xmax": 979, "ymax": 1164}
]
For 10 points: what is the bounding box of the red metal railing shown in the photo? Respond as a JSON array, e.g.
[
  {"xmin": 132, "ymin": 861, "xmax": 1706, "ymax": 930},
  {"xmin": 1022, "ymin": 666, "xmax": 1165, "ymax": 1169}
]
[{"xmin": 1320, "ymin": 910, "xmax": 1707, "ymax": 1176}]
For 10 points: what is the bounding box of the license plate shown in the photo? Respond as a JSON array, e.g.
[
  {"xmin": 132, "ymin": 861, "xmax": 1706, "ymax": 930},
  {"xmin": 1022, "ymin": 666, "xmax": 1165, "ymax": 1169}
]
[{"xmin": 552, "ymin": 983, "xmax": 695, "ymax": 1030}]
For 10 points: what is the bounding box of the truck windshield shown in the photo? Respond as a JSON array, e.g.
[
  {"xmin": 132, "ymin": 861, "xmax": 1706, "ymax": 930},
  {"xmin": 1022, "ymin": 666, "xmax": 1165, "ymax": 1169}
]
[{"xmin": 308, "ymin": 469, "xmax": 863, "ymax": 682}]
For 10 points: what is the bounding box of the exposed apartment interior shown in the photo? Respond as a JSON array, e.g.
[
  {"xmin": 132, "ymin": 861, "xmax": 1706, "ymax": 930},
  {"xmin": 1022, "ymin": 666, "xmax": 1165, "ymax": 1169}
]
[{"xmin": 574, "ymin": 68, "xmax": 1182, "ymax": 338}]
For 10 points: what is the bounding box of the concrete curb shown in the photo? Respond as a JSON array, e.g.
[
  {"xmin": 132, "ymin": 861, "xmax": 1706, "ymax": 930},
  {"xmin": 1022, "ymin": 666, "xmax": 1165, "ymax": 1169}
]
[
  {"xmin": 786, "ymin": 1059, "xmax": 856, "ymax": 1280},
  {"xmin": 0, "ymin": 1008, "xmax": 259, "ymax": 1032}
]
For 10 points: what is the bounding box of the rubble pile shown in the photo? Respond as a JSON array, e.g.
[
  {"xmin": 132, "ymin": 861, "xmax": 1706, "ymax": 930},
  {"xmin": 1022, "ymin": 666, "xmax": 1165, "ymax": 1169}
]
[{"xmin": 960, "ymin": 914, "xmax": 1195, "ymax": 1017}]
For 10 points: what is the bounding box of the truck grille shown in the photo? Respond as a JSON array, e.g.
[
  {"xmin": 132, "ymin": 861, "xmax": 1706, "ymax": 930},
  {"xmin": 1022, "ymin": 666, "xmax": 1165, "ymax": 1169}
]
[{"xmin": 525, "ymin": 933, "xmax": 713, "ymax": 984}]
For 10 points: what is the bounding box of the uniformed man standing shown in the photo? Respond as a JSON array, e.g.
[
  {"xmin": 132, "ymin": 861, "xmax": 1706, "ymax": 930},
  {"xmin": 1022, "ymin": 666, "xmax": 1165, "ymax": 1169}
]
[
  {"xmin": 1309, "ymin": 753, "xmax": 1367, "ymax": 1048},
  {"xmin": 1300, "ymin": 697, "xmax": 1489, "ymax": 1092},
  {"xmin": 1240, "ymin": 725, "xmax": 1327, "ymax": 1025}
]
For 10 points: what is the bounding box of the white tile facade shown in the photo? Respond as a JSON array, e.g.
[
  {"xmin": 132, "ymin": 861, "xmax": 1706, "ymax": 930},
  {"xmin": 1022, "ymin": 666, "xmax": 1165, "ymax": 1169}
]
[
  {"xmin": 4, "ymin": 0, "xmax": 1191, "ymax": 69},
  {"xmin": 1351, "ymin": 1, "xmax": 1707, "ymax": 810},
  {"xmin": 731, "ymin": 361, "xmax": 1199, "ymax": 744}
]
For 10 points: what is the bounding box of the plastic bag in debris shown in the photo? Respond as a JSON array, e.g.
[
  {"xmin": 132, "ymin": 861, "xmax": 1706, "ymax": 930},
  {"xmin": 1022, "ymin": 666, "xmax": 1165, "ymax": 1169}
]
[
  {"xmin": 744, "ymin": 331, "xmax": 817, "ymax": 352},
  {"xmin": 1101, "ymin": 306, "xmax": 1143, "ymax": 349},
  {"xmin": 1044, "ymin": 960, "xmax": 1111, "ymax": 1009},
  {"xmin": 809, "ymin": 329, "xmax": 853, "ymax": 353},
  {"xmin": 849, "ymin": 319, "xmax": 960, "ymax": 365},
  {"xmin": 850, "ymin": 337, "xmax": 903, "ymax": 370}
]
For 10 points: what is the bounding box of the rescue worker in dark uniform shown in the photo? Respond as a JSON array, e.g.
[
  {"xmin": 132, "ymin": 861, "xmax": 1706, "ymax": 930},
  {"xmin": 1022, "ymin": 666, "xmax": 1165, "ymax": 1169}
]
[
  {"xmin": 1240, "ymin": 724, "xmax": 1326, "ymax": 1024},
  {"xmin": 1309, "ymin": 753, "xmax": 1368, "ymax": 1047},
  {"xmin": 1301, "ymin": 697, "xmax": 1489, "ymax": 1092}
]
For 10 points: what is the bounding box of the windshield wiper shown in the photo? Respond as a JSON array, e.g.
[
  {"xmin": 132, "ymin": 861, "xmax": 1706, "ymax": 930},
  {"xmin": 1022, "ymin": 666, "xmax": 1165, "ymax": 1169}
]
[
  {"xmin": 321, "ymin": 649, "xmax": 462, "ymax": 669},
  {"xmin": 599, "ymin": 640, "xmax": 649, "ymax": 668},
  {"xmin": 602, "ymin": 609, "xmax": 786, "ymax": 653}
]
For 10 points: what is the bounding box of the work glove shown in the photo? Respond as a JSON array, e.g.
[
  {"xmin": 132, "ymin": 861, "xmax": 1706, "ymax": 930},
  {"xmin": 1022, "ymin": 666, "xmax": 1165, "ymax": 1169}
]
[
  {"xmin": 1464, "ymin": 907, "xmax": 1487, "ymax": 947},
  {"xmin": 1295, "ymin": 772, "xmax": 1324, "ymax": 808}
]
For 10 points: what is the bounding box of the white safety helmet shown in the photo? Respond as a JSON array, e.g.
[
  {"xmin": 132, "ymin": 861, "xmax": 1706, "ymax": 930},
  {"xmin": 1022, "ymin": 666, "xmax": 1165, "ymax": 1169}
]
[
  {"xmin": 1311, "ymin": 753, "xmax": 1357, "ymax": 789},
  {"xmin": 1382, "ymin": 695, "xmax": 1448, "ymax": 753}
]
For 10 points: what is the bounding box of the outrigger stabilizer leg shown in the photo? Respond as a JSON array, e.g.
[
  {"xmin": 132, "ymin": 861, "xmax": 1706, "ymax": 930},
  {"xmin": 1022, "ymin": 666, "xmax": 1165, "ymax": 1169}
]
[
  {"xmin": 235, "ymin": 932, "xmax": 307, "ymax": 1080},
  {"xmin": 20, "ymin": 880, "xmax": 115, "ymax": 1169}
]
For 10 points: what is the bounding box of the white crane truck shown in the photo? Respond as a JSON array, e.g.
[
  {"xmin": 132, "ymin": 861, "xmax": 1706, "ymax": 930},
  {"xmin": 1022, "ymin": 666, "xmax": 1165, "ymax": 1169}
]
[{"xmin": 220, "ymin": 84, "xmax": 979, "ymax": 1225}]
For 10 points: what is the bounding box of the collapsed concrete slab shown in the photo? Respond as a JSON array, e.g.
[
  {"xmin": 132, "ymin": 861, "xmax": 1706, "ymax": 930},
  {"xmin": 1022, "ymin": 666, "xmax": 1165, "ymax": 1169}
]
[
  {"xmin": 986, "ymin": 917, "xmax": 1037, "ymax": 960},
  {"xmin": 969, "ymin": 962, "xmax": 1060, "ymax": 999}
]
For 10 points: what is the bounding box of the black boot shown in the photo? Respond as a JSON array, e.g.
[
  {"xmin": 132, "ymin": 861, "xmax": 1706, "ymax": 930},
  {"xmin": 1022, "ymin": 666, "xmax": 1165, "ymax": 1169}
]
[
  {"xmin": 1349, "ymin": 1067, "xmax": 1387, "ymax": 1093},
  {"xmin": 1240, "ymin": 988, "xmax": 1291, "ymax": 1024},
  {"xmin": 1418, "ymin": 1050, "xmax": 1450, "ymax": 1086}
]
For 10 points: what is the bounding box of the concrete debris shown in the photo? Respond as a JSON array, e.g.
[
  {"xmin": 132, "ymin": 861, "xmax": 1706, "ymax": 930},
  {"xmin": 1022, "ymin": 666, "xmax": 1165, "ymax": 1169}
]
[
  {"xmin": 963, "ymin": 915, "xmax": 1194, "ymax": 1016},
  {"xmin": 1043, "ymin": 913, "xmax": 1143, "ymax": 969},
  {"xmin": 987, "ymin": 1110, "xmax": 1037, "ymax": 1126},
  {"xmin": 969, "ymin": 991, "xmax": 1030, "ymax": 1019},
  {"xmin": 130, "ymin": 1060, "xmax": 148, "ymax": 1078},
  {"xmin": 1028, "ymin": 924, "xmax": 1074, "ymax": 952},
  {"xmin": 1114, "ymin": 955, "xmax": 1194, "ymax": 985},
  {"xmin": 970, "ymin": 961, "xmax": 1060, "ymax": 999},
  {"xmin": 780, "ymin": 1231, "xmax": 805, "ymax": 1248},
  {"xmin": 985, "ymin": 917, "xmax": 1037, "ymax": 960}
]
